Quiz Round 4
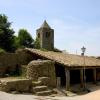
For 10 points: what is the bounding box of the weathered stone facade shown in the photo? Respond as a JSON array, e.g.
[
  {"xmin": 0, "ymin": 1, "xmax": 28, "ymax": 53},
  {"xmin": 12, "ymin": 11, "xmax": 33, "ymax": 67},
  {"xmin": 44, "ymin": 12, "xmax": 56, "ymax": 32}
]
[
  {"xmin": 0, "ymin": 49, "xmax": 34, "ymax": 77},
  {"xmin": 36, "ymin": 20, "xmax": 54, "ymax": 50},
  {"xmin": 26, "ymin": 60, "xmax": 56, "ymax": 87}
]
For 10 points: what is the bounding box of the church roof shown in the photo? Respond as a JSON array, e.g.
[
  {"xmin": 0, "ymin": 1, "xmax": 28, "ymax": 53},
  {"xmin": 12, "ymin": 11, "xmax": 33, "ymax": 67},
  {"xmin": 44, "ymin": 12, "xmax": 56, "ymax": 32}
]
[{"xmin": 40, "ymin": 20, "xmax": 51, "ymax": 29}]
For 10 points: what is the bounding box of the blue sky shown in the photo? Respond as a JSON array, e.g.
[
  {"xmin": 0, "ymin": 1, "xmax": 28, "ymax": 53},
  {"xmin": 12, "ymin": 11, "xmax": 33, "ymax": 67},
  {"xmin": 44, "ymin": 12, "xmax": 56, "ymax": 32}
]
[{"xmin": 0, "ymin": 0, "xmax": 100, "ymax": 56}]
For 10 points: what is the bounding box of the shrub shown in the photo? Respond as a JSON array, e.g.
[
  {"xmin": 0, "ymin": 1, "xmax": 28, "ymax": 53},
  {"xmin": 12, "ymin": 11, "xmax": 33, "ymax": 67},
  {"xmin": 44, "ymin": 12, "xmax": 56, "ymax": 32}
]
[{"xmin": 0, "ymin": 48, "xmax": 6, "ymax": 53}]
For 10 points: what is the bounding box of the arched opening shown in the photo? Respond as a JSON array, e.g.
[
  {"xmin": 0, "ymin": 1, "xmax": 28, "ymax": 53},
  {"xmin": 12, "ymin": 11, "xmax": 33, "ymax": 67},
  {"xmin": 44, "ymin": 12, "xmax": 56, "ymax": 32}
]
[
  {"xmin": 45, "ymin": 32, "xmax": 50, "ymax": 38},
  {"xmin": 37, "ymin": 33, "xmax": 40, "ymax": 38}
]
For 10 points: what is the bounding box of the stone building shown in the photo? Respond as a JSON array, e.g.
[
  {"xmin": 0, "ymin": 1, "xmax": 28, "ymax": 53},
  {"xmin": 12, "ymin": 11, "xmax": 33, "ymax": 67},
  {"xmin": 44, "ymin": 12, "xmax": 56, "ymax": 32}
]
[
  {"xmin": 36, "ymin": 20, "xmax": 54, "ymax": 50},
  {"xmin": 26, "ymin": 48, "xmax": 100, "ymax": 90},
  {"xmin": 0, "ymin": 21, "xmax": 100, "ymax": 94}
]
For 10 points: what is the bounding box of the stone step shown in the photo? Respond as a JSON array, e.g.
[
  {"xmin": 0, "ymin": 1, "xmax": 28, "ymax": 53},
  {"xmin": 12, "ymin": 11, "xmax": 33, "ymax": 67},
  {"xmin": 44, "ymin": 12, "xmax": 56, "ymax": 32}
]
[
  {"xmin": 38, "ymin": 77, "xmax": 50, "ymax": 86},
  {"xmin": 33, "ymin": 86, "xmax": 48, "ymax": 92},
  {"xmin": 36, "ymin": 90, "xmax": 52, "ymax": 96},
  {"xmin": 38, "ymin": 77, "xmax": 49, "ymax": 81},
  {"xmin": 32, "ymin": 81, "xmax": 42, "ymax": 87}
]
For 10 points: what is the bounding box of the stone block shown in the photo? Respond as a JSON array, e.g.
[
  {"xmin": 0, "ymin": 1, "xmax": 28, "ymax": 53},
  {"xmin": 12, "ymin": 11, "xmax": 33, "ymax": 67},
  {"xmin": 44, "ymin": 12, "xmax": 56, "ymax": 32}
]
[
  {"xmin": 36, "ymin": 90, "xmax": 52, "ymax": 96},
  {"xmin": 0, "ymin": 79, "xmax": 32, "ymax": 93},
  {"xmin": 26, "ymin": 60, "xmax": 56, "ymax": 88},
  {"xmin": 33, "ymin": 86, "xmax": 47, "ymax": 92}
]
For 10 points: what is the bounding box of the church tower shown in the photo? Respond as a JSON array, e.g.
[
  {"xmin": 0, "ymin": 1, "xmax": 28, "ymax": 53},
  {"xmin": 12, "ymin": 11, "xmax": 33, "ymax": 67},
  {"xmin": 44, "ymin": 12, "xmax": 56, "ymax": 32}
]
[{"xmin": 36, "ymin": 20, "xmax": 54, "ymax": 50}]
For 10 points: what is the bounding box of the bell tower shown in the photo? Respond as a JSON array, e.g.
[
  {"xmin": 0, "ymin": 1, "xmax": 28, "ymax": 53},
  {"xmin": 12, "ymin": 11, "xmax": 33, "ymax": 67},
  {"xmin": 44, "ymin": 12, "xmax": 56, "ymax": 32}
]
[{"xmin": 36, "ymin": 20, "xmax": 54, "ymax": 50}]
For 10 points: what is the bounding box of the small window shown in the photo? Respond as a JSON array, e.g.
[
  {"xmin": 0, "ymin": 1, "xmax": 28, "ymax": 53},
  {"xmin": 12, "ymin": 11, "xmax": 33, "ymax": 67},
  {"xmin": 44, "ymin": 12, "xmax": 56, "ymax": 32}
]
[
  {"xmin": 38, "ymin": 33, "xmax": 40, "ymax": 38},
  {"xmin": 45, "ymin": 32, "xmax": 50, "ymax": 38}
]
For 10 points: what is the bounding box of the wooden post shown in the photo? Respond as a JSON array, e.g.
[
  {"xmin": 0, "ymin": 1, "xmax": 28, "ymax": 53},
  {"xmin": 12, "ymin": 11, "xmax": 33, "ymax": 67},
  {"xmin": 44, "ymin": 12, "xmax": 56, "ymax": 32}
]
[
  {"xmin": 93, "ymin": 68, "xmax": 96, "ymax": 83},
  {"xmin": 65, "ymin": 68, "xmax": 70, "ymax": 90},
  {"xmin": 57, "ymin": 77, "xmax": 61, "ymax": 88},
  {"xmin": 80, "ymin": 69, "xmax": 84, "ymax": 88}
]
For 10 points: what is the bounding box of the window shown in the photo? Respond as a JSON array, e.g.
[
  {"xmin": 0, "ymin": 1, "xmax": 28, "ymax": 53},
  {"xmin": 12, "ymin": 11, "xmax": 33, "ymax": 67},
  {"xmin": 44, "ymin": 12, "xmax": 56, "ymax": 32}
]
[
  {"xmin": 38, "ymin": 33, "xmax": 40, "ymax": 38},
  {"xmin": 45, "ymin": 32, "xmax": 50, "ymax": 38}
]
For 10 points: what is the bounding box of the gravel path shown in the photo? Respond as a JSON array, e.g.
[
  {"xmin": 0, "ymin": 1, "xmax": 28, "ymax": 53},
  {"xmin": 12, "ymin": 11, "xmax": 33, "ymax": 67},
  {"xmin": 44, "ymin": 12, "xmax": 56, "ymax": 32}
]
[{"xmin": 0, "ymin": 90, "xmax": 100, "ymax": 100}]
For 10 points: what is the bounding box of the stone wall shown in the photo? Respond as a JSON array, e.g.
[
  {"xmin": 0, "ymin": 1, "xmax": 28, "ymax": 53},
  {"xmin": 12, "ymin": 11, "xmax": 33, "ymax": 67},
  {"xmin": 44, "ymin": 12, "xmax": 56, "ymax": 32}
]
[
  {"xmin": 0, "ymin": 79, "xmax": 32, "ymax": 92},
  {"xmin": 0, "ymin": 49, "xmax": 34, "ymax": 77},
  {"xmin": 26, "ymin": 60, "xmax": 56, "ymax": 87}
]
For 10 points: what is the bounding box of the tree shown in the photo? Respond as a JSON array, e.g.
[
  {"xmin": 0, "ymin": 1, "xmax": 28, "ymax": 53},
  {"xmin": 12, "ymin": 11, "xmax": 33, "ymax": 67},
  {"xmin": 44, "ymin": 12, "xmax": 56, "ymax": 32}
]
[
  {"xmin": 0, "ymin": 14, "xmax": 15, "ymax": 52},
  {"xmin": 13, "ymin": 36, "xmax": 20, "ymax": 49},
  {"xmin": 34, "ymin": 37, "xmax": 40, "ymax": 49},
  {"xmin": 18, "ymin": 29, "xmax": 34, "ymax": 48}
]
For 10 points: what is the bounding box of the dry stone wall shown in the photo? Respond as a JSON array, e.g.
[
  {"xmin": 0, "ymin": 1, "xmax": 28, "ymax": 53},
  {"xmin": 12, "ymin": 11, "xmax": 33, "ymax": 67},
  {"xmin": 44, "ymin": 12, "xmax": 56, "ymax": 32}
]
[
  {"xmin": 0, "ymin": 49, "xmax": 34, "ymax": 77},
  {"xmin": 0, "ymin": 79, "xmax": 32, "ymax": 92},
  {"xmin": 27, "ymin": 60, "xmax": 56, "ymax": 87}
]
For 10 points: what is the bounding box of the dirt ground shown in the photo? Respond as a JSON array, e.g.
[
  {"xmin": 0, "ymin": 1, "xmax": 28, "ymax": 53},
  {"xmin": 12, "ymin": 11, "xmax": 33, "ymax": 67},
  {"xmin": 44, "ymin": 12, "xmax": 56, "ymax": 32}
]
[
  {"xmin": 0, "ymin": 78, "xmax": 100, "ymax": 100},
  {"xmin": 0, "ymin": 89, "xmax": 100, "ymax": 100}
]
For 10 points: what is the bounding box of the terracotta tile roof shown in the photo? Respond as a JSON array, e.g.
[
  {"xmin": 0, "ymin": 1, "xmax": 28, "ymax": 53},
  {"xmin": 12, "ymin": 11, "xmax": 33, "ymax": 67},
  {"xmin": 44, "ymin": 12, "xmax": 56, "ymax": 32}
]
[{"xmin": 26, "ymin": 48, "xmax": 100, "ymax": 68}]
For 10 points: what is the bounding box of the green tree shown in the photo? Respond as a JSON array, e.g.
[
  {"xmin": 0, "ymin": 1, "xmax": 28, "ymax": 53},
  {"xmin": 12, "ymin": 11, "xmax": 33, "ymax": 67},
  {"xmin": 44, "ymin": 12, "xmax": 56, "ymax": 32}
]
[
  {"xmin": 18, "ymin": 29, "xmax": 34, "ymax": 48},
  {"xmin": 0, "ymin": 14, "xmax": 15, "ymax": 52},
  {"xmin": 14, "ymin": 36, "xmax": 20, "ymax": 49},
  {"xmin": 34, "ymin": 37, "xmax": 40, "ymax": 49}
]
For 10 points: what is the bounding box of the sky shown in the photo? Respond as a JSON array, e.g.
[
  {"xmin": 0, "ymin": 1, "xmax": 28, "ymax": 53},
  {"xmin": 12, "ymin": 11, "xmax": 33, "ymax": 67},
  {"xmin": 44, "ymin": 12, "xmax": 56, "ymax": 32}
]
[{"xmin": 0, "ymin": 0, "xmax": 100, "ymax": 56}]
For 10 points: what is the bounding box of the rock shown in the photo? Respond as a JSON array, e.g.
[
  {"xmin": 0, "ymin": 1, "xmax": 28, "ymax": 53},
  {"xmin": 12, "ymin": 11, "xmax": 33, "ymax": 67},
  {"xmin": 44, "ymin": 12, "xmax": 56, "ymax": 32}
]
[
  {"xmin": 33, "ymin": 86, "xmax": 48, "ymax": 92},
  {"xmin": 36, "ymin": 90, "xmax": 52, "ymax": 96},
  {"xmin": 0, "ymin": 79, "xmax": 32, "ymax": 93},
  {"xmin": 10, "ymin": 91, "xmax": 20, "ymax": 94}
]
